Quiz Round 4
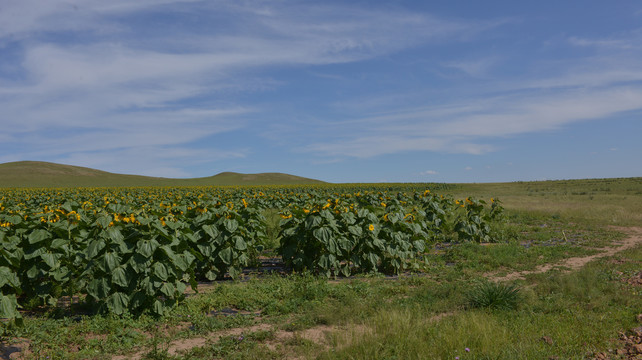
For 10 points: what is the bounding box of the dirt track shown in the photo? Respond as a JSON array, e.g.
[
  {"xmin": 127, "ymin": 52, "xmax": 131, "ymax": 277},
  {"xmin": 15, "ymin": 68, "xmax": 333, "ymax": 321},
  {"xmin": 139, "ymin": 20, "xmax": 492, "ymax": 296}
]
[{"xmin": 490, "ymin": 226, "xmax": 642, "ymax": 282}]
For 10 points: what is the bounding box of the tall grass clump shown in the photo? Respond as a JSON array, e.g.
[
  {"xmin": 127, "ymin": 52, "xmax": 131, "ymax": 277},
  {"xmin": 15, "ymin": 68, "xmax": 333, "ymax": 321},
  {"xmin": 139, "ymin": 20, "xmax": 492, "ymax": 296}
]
[{"xmin": 467, "ymin": 281, "xmax": 520, "ymax": 310}]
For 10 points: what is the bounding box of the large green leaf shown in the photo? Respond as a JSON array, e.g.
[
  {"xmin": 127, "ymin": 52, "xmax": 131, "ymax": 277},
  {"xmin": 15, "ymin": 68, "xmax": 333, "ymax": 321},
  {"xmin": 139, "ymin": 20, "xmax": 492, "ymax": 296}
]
[
  {"xmin": 50, "ymin": 238, "xmax": 69, "ymax": 250},
  {"xmin": 205, "ymin": 270, "xmax": 218, "ymax": 281},
  {"xmin": 413, "ymin": 240, "xmax": 425, "ymax": 252},
  {"xmin": 26, "ymin": 265, "xmax": 39, "ymax": 279},
  {"xmin": 107, "ymin": 292, "xmax": 129, "ymax": 315},
  {"xmin": 159, "ymin": 282, "xmax": 175, "ymax": 297},
  {"xmin": 139, "ymin": 276, "xmax": 155, "ymax": 296},
  {"xmin": 174, "ymin": 253, "xmax": 195, "ymax": 272},
  {"xmin": 152, "ymin": 299, "xmax": 165, "ymax": 316},
  {"xmin": 233, "ymin": 236, "xmax": 247, "ymax": 251},
  {"xmin": 0, "ymin": 294, "xmax": 20, "ymax": 319},
  {"xmin": 87, "ymin": 278, "xmax": 111, "ymax": 300},
  {"xmin": 41, "ymin": 253, "xmax": 61, "ymax": 270},
  {"xmin": 52, "ymin": 267, "xmax": 70, "ymax": 282},
  {"xmin": 28, "ymin": 229, "xmax": 51, "ymax": 244},
  {"xmin": 153, "ymin": 262, "xmax": 168, "ymax": 281},
  {"xmin": 112, "ymin": 267, "xmax": 129, "ymax": 287},
  {"xmin": 367, "ymin": 253, "xmax": 379, "ymax": 268},
  {"xmin": 218, "ymin": 247, "xmax": 233, "ymax": 265},
  {"xmin": 23, "ymin": 246, "xmax": 46, "ymax": 260},
  {"xmin": 137, "ymin": 239, "xmax": 159, "ymax": 258},
  {"xmin": 103, "ymin": 252, "xmax": 120, "ymax": 272},
  {"xmin": 0, "ymin": 267, "xmax": 19, "ymax": 288},
  {"xmin": 318, "ymin": 254, "xmax": 331, "ymax": 270},
  {"xmin": 313, "ymin": 226, "xmax": 333, "ymax": 243},
  {"xmin": 106, "ymin": 227, "xmax": 124, "ymax": 243},
  {"xmin": 159, "ymin": 245, "xmax": 177, "ymax": 262},
  {"xmin": 327, "ymin": 238, "xmax": 338, "ymax": 254},
  {"xmin": 223, "ymin": 219, "xmax": 238, "ymax": 233},
  {"xmin": 197, "ymin": 243, "xmax": 214, "ymax": 257},
  {"xmin": 347, "ymin": 225, "xmax": 362, "ymax": 237},
  {"xmin": 87, "ymin": 239, "xmax": 106, "ymax": 259},
  {"xmin": 228, "ymin": 266, "xmax": 240, "ymax": 280},
  {"xmin": 129, "ymin": 253, "xmax": 151, "ymax": 274},
  {"xmin": 96, "ymin": 215, "xmax": 112, "ymax": 229},
  {"xmin": 304, "ymin": 215, "xmax": 323, "ymax": 230}
]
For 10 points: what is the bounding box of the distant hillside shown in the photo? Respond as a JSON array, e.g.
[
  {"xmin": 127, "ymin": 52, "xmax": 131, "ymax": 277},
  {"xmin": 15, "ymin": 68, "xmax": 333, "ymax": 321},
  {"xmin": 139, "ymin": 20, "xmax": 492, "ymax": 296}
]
[{"xmin": 0, "ymin": 161, "xmax": 325, "ymax": 188}]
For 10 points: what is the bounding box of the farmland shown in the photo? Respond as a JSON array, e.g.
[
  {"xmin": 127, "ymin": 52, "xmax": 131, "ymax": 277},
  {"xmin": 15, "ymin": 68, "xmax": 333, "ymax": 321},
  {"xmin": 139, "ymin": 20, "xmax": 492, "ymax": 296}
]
[{"xmin": 0, "ymin": 178, "xmax": 641, "ymax": 359}]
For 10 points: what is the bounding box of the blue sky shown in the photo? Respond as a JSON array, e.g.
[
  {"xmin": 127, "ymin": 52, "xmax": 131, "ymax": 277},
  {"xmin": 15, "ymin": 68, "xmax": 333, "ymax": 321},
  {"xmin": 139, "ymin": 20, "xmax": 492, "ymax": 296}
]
[{"xmin": 1, "ymin": 0, "xmax": 641, "ymax": 183}]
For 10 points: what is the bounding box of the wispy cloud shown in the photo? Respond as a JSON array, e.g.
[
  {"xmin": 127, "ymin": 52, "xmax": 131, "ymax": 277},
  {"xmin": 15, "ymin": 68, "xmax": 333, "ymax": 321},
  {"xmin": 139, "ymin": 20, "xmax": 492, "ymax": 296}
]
[
  {"xmin": 2, "ymin": 1, "xmax": 639, "ymax": 181},
  {"xmin": 1, "ymin": 1, "xmax": 491, "ymax": 175},
  {"xmin": 300, "ymin": 28, "xmax": 642, "ymax": 161},
  {"xmin": 442, "ymin": 57, "xmax": 500, "ymax": 78},
  {"xmin": 302, "ymin": 86, "xmax": 642, "ymax": 158}
]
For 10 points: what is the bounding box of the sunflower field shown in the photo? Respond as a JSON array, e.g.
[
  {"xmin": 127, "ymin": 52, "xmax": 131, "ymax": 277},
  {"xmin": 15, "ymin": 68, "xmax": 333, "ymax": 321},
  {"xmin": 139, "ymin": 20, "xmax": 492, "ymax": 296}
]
[{"xmin": 0, "ymin": 184, "xmax": 503, "ymax": 323}]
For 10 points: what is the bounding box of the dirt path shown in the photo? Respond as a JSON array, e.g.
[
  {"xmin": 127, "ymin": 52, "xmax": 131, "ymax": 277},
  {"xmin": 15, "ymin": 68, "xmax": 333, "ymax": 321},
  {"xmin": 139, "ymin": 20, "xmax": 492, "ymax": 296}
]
[
  {"xmin": 109, "ymin": 323, "xmax": 348, "ymax": 360},
  {"xmin": 489, "ymin": 226, "xmax": 642, "ymax": 282},
  {"xmin": 111, "ymin": 324, "xmax": 273, "ymax": 360}
]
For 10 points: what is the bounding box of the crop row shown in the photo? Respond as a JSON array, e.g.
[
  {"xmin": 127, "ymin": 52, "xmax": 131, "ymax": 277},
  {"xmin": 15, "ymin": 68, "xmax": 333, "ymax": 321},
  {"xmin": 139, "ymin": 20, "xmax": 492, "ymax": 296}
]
[{"xmin": 0, "ymin": 185, "xmax": 503, "ymax": 325}]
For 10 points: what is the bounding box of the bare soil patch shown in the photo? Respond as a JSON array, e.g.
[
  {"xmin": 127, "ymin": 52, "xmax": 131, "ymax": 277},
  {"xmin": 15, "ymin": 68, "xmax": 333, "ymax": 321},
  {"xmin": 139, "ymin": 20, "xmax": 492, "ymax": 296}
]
[
  {"xmin": 112, "ymin": 323, "xmax": 273, "ymax": 360},
  {"xmin": 0, "ymin": 338, "xmax": 30, "ymax": 360}
]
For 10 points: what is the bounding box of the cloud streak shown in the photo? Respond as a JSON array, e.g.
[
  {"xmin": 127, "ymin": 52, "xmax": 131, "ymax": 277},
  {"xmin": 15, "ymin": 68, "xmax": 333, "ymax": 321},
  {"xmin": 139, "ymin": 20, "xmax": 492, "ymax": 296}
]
[
  {"xmin": 300, "ymin": 27, "xmax": 642, "ymax": 161},
  {"xmin": 0, "ymin": 1, "xmax": 495, "ymax": 176}
]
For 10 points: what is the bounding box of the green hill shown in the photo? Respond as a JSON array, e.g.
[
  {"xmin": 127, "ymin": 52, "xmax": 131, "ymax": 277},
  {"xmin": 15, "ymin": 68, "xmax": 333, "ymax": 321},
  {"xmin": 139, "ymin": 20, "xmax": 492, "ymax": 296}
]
[{"xmin": 0, "ymin": 161, "xmax": 325, "ymax": 188}]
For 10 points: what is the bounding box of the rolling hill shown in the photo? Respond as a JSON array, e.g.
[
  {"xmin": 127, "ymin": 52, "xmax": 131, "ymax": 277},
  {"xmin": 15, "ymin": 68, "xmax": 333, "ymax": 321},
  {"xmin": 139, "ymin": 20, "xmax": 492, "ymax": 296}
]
[{"xmin": 0, "ymin": 161, "xmax": 325, "ymax": 188}]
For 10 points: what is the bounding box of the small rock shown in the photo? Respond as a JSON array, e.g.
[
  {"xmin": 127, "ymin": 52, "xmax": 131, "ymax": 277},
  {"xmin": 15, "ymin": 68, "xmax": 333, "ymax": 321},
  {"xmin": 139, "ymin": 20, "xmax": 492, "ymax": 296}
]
[
  {"xmin": 616, "ymin": 348, "xmax": 627, "ymax": 355},
  {"xmin": 631, "ymin": 326, "xmax": 642, "ymax": 337},
  {"xmin": 633, "ymin": 343, "xmax": 642, "ymax": 354},
  {"xmin": 541, "ymin": 336, "xmax": 554, "ymax": 345}
]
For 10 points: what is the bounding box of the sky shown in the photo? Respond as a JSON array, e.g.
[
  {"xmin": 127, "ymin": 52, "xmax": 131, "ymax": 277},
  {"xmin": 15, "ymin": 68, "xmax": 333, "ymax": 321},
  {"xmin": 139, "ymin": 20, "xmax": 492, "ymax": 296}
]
[{"xmin": 1, "ymin": 0, "xmax": 641, "ymax": 183}]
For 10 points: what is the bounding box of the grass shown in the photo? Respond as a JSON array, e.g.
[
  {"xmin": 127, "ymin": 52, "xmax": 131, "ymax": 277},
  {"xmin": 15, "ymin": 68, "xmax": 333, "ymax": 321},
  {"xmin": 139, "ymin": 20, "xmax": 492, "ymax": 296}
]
[
  {"xmin": 322, "ymin": 258, "xmax": 641, "ymax": 359},
  {"xmin": 446, "ymin": 177, "xmax": 642, "ymax": 227},
  {"xmin": 2, "ymin": 177, "xmax": 642, "ymax": 359},
  {"xmin": 466, "ymin": 281, "xmax": 520, "ymax": 310},
  {"xmin": 6, "ymin": 254, "xmax": 642, "ymax": 358}
]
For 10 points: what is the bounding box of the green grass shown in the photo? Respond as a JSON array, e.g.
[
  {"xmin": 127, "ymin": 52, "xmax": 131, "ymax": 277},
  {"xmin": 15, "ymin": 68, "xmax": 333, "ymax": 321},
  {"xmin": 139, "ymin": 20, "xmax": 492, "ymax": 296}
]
[
  {"xmin": 445, "ymin": 177, "xmax": 642, "ymax": 226},
  {"xmin": 466, "ymin": 281, "xmax": 520, "ymax": 310},
  {"xmin": 320, "ymin": 255, "xmax": 642, "ymax": 360}
]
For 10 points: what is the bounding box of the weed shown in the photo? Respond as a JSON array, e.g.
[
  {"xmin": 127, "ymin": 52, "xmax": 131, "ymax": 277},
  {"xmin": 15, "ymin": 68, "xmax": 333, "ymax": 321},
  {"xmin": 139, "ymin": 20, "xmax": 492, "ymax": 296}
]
[{"xmin": 467, "ymin": 281, "xmax": 520, "ymax": 310}]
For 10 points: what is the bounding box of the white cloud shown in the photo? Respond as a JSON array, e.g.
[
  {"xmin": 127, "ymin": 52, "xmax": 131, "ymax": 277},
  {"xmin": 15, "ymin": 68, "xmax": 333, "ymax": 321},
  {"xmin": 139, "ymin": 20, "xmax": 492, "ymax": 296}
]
[
  {"xmin": 568, "ymin": 36, "xmax": 636, "ymax": 50},
  {"xmin": 443, "ymin": 57, "xmax": 499, "ymax": 78},
  {"xmin": 302, "ymin": 86, "xmax": 642, "ymax": 159},
  {"xmin": 300, "ymin": 27, "xmax": 642, "ymax": 161},
  {"xmin": 0, "ymin": 1, "xmax": 494, "ymax": 176},
  {"xmin": 420, "ymin": 170, "xmax": 438, "ymax": 175}
]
